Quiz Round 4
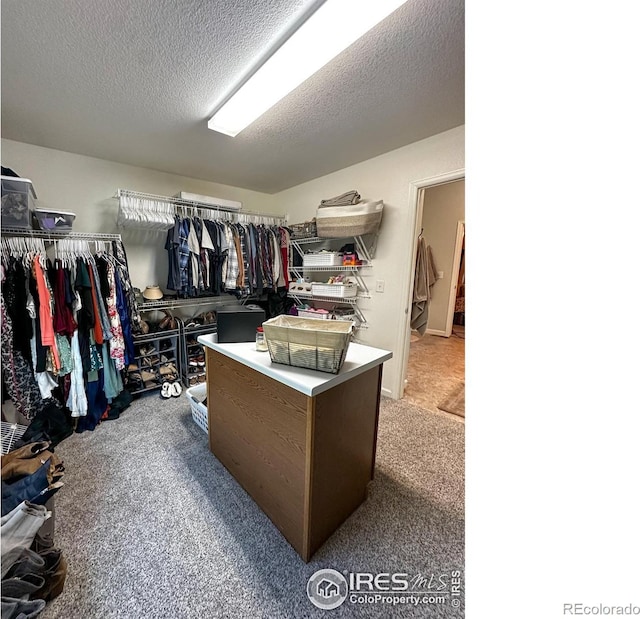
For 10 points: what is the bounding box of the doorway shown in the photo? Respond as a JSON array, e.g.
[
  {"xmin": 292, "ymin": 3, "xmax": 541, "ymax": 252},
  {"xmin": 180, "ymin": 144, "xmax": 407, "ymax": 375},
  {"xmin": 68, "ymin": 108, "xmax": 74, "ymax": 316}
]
[{"xmin": 400, "ymin": 177, "xmax": 465, "ymax": 414}]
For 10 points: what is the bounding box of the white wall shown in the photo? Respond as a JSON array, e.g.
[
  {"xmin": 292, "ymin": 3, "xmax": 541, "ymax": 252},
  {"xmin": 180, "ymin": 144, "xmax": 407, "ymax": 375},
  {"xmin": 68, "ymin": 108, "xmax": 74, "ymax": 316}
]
[
  {"xmin": 2, "ymin": 128, "xmax": 464, "ymax": 398},
  {"xmin": 421, "ymin": 180, "xmax": 465, "ymax": 333},
  {"xmin": 273, "ymin": 126, "xmax": 465, "ymax": 398},
  {"xmin": 1, "ymin": 139, "xmax": 277, "ymax": 291}
]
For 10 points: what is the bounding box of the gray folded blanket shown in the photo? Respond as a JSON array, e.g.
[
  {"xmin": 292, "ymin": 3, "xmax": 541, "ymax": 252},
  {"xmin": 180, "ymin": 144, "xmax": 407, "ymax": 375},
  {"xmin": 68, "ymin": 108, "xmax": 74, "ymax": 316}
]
[{"xmin": 319, "ymin": 190, "xmax": 361, "ymax": 207}]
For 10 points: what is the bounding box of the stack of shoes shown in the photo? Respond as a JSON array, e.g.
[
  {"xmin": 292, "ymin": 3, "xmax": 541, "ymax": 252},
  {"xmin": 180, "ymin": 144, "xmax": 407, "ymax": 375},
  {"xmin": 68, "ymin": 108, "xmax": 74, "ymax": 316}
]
[
  {"xmin": 158, "ymin": 357, "xmax": 179, "ymax": 383},
  {"xmin": 1, "ymin": 546, "xmax": 68, "ymax": 617}
]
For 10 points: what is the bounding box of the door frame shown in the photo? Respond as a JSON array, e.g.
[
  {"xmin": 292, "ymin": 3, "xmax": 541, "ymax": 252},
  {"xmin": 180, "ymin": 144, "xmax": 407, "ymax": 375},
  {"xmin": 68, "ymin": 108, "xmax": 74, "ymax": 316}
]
[
  {"xmin": 397, "ymin": 169, "xmax": 465, "ymax": 399},
  {"xmin": 444, "ymin": 221, "xmax": 465, "ymax": 337}
]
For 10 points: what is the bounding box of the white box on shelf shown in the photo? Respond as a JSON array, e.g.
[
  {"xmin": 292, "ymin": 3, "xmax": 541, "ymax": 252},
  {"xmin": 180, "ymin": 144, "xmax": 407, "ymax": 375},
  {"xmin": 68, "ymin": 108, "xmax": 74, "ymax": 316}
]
[
  {"xmin": 311, "ymin": 282, "xmax": 358, "ymax": 299},
  {"xmin": 175, "ymin": 192, "xmax": 242, "ymax": 210},
  {"xmin": 303, "ymin": 252, "xmax": 343, "ymax": 267},
  {"xmin": 297, "ymin": 308, "xmax": 330, "ymax": 319}
]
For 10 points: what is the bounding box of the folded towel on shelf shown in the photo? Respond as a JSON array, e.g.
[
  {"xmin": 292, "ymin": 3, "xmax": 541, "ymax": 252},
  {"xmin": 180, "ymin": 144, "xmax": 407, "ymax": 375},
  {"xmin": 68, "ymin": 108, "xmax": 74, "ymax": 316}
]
[{"xmin": 319, "ymin": 190, "xmax": 361, "ymax": 207}]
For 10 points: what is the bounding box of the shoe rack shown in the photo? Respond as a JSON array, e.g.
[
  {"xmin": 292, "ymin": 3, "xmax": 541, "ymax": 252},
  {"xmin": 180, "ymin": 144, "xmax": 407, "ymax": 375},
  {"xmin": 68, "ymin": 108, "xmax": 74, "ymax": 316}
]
[
  {"xmin": 178, "ymin": 318, "xmax": 217, "ymax": 388},
  {"xmin": 124, "ymin": 328, "xmax": 181, "ymax": 395}
]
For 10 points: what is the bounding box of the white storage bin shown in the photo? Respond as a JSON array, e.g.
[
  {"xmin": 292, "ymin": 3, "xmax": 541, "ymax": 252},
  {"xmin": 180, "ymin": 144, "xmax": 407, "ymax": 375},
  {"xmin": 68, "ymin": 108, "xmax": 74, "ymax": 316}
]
[
  {"xmin": 186, "ymin": 383, "xmax": 208, "ymax": 434},
  {"xmin": 303, "ymin": 252, "xmax": 343, "ymax": 267},
  {"xmin": 297, "ymin": 308, "xmax": 330, "ymax": 319},
  {"xmin": 311, "ymin": 282, "xmax": 358, "ymax": 299}
]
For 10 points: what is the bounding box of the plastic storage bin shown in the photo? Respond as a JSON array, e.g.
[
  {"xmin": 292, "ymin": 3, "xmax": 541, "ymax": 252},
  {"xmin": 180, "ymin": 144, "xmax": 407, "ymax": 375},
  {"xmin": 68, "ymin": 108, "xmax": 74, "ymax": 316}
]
[
  {"xmin": 311, "ymin": 282, "xmax": 358, "ymax": 299},
  {"xmin": 33, "ymin": 209, "xmax": 76, "ymax": 231},
  {"xmin": 262, "ymin": 315, "xmax": 353, "ymax": 374},
  {"xmin": 296, "ymin": 308, "xmax": 330, "ymax": 319},
  {"xmin": 1, "ymin": 176, "xmax": 37, "ymax": 229},
  {"xmin": 303, "ymin": 252, "xmax": 343, "ymax": 267},
  {"xmin": 186, "ymin": 383, "xmax": 208, "ymax": 434}
]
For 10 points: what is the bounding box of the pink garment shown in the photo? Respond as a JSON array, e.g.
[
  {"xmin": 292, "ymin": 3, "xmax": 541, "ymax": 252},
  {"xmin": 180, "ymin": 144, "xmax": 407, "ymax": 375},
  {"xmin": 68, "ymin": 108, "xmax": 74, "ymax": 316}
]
[{"xmin": 32, "ymin": 260, "xmax": 60, "ymax": 370}]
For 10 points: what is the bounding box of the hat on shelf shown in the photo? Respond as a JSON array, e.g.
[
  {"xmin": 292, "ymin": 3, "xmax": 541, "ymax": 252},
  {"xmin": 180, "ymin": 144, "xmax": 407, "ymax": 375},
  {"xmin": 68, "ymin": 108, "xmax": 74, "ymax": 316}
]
[{"xmin": 142, "ymin": 285, "xmax": 164, "ymax": 301}]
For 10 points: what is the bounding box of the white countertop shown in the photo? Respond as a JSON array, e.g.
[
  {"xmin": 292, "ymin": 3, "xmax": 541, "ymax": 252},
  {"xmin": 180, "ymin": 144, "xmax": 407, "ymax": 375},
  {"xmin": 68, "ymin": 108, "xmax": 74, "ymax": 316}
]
[{"xmin": 197, "ymin": 335, "xmax": 392, "ymax": 397}]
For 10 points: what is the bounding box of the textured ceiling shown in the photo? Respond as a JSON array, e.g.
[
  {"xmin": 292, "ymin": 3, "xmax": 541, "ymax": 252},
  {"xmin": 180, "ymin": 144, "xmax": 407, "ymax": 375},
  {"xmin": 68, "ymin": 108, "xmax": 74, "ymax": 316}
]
[{"xmin": 1, "ymin": 0, "xmax": 464, "ymax": 193}]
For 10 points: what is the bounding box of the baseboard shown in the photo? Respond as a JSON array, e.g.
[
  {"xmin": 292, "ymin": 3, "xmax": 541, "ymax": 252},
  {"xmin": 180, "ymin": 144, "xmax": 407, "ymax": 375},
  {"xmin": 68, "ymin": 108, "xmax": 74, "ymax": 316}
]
[
  {"xmin": 381, "ymin": 387, "xmax": 393, "ymax": 398},
  {"xmin": 426, "ymin": 328, "xmax": 448, "ymax": 337}
]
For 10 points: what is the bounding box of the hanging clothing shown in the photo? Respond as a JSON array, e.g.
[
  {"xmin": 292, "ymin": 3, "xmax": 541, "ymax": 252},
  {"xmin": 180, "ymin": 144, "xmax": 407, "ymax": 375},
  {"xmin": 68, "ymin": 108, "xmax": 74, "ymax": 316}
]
[
  {"xmin": 66, "ymin": 331, "xmax": 88, "ymax": 418},
  {"xmin": 410, "ymin": 238, "xmax": 437, "ymax": 336},
  {"xmin": 2, "ymin": 257, "xmax": 33, "ymax": 360},
  {"xmin": 32, "ymin": 259, "xmax": 60, "ymax": 371},
  {"xmin": 52, "ymin": 260, "xmax": 77, "ymax": 336},
  {"xmin": 102, "ymin": 259, "xmax": 126, "ymax": 370},
  {"xmin": 112, "ymin": 239, "xmax": 142, "ymax": 335},
  {"xmin": 1, "ymin": 293, "xmax": 44, "ymax": 421}
]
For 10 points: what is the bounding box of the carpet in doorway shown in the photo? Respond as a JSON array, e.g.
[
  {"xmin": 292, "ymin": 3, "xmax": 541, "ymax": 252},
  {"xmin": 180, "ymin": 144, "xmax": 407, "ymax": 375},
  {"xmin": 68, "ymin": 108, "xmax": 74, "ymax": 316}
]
[
  {"xmin": 438, "ymin": 383, "xmax": 465, "ymax": 418},
  {"xmin": 40, "ymin": 393, "xmax": 464, "ymax": 619}
]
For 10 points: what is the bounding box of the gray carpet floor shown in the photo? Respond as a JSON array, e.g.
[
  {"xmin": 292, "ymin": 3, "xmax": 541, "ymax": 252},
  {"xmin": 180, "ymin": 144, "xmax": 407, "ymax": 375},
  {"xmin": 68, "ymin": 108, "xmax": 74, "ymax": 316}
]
[{"xmin": 40, "ymin": 393, "xmax": 465, "ymax": 618}]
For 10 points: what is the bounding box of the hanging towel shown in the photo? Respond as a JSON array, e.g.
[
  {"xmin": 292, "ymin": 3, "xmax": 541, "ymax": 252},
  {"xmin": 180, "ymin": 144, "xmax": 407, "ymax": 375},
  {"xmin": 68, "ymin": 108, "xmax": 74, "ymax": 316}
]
[
  {"xmin": 319, "ymin": 190, "xmax": 361, "ymax": 207},
  {"xmin": 410, "ymin": 238, "xmax": 437, "ymax": 336}
]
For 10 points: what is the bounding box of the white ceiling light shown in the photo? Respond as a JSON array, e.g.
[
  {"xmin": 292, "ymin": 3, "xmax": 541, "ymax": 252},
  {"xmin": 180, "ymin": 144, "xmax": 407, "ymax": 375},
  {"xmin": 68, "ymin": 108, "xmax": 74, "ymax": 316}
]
[{"xmin": 208, "ymin": 0, "xmax": 410, "ymax": 137}]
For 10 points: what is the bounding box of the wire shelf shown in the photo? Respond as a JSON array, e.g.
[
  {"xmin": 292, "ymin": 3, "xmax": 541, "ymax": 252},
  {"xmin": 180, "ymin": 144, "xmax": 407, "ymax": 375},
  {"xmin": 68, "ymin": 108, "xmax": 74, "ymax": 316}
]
[
  {"xmin": 1, "ymin": 228, "xmax": 122, "ymax": 241},
  {"xmin": 138, "ymin": 297, "xmax": 244, "ymax": 311},
  {"xmin": 116, "ymin": 189, "xmax": 286, "ymax": 223},
  {"xmin": 289, "ymin": 292, "xmax": 370, "ymax": 303},
  {"xmin": 1, "ymin": 421, "xmax": 28, "ymax": 455}
]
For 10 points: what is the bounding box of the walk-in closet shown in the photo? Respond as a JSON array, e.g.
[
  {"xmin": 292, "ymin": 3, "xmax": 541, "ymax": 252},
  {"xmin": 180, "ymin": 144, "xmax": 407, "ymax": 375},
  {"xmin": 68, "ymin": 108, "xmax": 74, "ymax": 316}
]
[{"xmin": 1, "ymin": 1, "xmax": 469, "ymax": 617}]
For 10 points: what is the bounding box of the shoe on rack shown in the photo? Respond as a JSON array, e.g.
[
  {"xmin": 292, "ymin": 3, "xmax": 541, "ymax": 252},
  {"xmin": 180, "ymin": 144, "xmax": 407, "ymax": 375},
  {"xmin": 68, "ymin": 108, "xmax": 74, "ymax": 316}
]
[{"xmin": 159, "ymin": 362, "xmax": 178, "ymax": 376}]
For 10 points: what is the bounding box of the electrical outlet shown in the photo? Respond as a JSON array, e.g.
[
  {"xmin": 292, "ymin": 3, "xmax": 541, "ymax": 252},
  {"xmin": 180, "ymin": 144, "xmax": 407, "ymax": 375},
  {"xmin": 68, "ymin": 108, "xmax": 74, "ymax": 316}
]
[
  {"xmin": 437, "ymin": 271, "xmax": 444, "ymax": 279},
  {"xmin": 375, "ymin": 280, "xmax": 385, "ymax": 293}
]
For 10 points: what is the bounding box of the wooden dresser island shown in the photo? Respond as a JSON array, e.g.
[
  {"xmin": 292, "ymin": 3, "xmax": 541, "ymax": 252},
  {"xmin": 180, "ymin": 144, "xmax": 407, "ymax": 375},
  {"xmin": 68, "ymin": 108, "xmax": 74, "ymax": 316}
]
[{"xmin": 197, "ymin": 335, "xmax": 392, "ymax": 561}]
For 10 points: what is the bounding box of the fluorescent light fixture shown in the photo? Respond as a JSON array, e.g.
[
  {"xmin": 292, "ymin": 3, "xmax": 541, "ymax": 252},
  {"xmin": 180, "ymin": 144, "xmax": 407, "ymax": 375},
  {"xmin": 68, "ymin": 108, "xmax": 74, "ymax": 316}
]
[{"xmin": 208, "ymin": 0, "xmax": 409, "ymax": 137}]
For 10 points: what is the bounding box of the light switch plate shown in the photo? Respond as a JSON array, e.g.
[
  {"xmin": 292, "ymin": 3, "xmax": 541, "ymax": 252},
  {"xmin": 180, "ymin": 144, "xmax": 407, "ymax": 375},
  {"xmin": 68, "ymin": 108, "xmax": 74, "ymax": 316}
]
[{"xmin": 375, "ymin": 280, "xmax": 385, "ymax": 293}]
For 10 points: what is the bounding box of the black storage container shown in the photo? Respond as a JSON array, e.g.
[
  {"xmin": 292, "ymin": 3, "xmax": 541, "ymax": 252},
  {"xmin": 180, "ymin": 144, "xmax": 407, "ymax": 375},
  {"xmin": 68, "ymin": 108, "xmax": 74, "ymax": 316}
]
[{"xmin": 216, "ymin": 305, "xmax": 266, "ymax": 343}]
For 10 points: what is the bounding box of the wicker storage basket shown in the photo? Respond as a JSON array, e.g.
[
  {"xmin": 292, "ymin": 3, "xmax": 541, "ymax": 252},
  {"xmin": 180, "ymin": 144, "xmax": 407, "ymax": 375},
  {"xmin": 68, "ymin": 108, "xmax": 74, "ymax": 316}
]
[
  {"xmin": 316, "ymin": 200, "xmax": 383, "ymax": 238},
  {"xmin": 311, "ymin": 282, "xmax": 358, "ymax": 298},
  {"xmin": 262, "ymin": 315, "xmax": 352, "ymax": 374}
]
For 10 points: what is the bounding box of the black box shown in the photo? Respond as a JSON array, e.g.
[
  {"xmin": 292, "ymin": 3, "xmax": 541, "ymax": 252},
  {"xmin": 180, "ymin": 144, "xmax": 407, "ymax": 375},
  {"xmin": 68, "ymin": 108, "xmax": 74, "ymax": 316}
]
[{"xmin": 216, "ymin": 305, "xmax": 266, "ymax": 343}]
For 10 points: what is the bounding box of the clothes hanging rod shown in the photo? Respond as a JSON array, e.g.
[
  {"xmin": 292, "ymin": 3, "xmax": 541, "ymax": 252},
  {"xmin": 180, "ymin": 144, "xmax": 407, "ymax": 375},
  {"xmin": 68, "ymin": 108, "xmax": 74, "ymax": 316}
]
[
  {"xmin": 115, "ymin": 188, "xmax": 287, "ymax": 222},
  {"xmin": 1, "ymin": 228, "xmax": 122, "ymax": 241}
]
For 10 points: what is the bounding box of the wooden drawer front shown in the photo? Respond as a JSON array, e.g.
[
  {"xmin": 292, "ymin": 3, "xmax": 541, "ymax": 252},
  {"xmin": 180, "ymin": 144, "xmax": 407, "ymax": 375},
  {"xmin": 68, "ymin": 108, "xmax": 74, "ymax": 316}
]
[{"xmin": 206, "ymin": 350, "xmax": 308, "ymax": 554}]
